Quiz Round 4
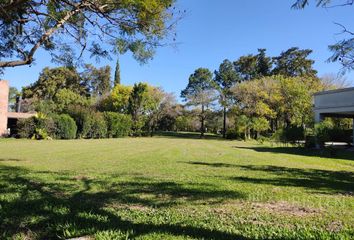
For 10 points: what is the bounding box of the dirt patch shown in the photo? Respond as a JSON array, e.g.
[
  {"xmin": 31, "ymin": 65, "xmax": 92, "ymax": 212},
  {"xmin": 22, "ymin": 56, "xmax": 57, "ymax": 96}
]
[
  {"xmin": 73, "ymin": 175, "xmax": 89, "ymax": 181},
  {"xmin": 326, "ymin": 221, "xmax": 343, "ymax": 233},
  {"xmin": 251, "ymin": 201, "xmax": 320, "ymax": 217}
]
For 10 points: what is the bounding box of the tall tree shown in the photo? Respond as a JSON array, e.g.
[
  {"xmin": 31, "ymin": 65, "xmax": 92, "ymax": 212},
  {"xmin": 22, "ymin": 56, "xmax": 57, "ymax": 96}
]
[
  {"xmin": 128, "ymin": 82, "xmax": 149, "ymax": 135},
  {"xmin": 293, "ymin": 1, "xmax": 354, "ymax": 72},
  {"xmin": 214, "ymin": 59, "xmax": 240, "ymax": 138},
  {"xmin": 114, "ymin": 57, "xmax": 121, "ymax": 86},
  {"xmin": 181, "ymin": 68, "xmax": 216, "ymax": 138},
  {"xmin": 272, "ymin": 47, "xmax": 317, "ymax": 78},
  {"xmin": 82, "ymin": 65, "xmax": 112, "ymax": 97},
  {"xmin": 234, "ymin": 49, "xmax": 272, "ymax": 81},
  {"xmin": 0, "ymin": 0, "xmax": 180, "ymax": 73}
]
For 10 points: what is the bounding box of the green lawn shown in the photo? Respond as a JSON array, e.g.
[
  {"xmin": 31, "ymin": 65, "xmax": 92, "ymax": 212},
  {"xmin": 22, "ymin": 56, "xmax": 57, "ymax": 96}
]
[{"xmin": 0, "ymin": 135, "xmax": 353, "ymax": 240}]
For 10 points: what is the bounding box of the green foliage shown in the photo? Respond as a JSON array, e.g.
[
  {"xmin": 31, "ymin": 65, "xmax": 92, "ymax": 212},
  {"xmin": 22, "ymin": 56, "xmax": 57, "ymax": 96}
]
[
  {"xmin": 22, "ymin": 67, "xmax": 84, "ymax": 100},
  {"xmin": 98, "ymin": 84, "xmax": 133, "ymax": 113},
  {"xmin": 16, "ymin": 113, "xmax": 55, "ymax": 140},
  {"xmin": 225, "ymin": 128, "xmax": 241, "ymax": 140},
  {"xmin": 128, "ymin": 83, "xmax": 149, "ymax": 135},
  {"xmin": 181, "ymin": 68, "xmax": 217, "ymax": 137},
  {"xmin": 272, "ymin": 47, "xmax": 317, "ymax": 78},
  {"xmin": 52, "ymin": 114, "xmax": 77, "ymax": 139},
  {"xmin": 0, "ymin": 0, "xmax": 178, "ymax": 69},
  {"xmin": 8, "ymin": 86, "xmax": 20, "ymax": 112},
  {"xmin": 16, "ymin": 117, "xmax": 35, "ymax": 139},
  {"xmin": 54, "ymin": 89, "xmax": 90, "ymax": 113},
  {"xmin": 114, "ymin": 58, "xmax": 121, "ymax": 86},
  {"xmin": 315, "ymin": 120, "xmax": 334, "ymax": 147},
  {"xmin": 272, "ymin": 126, "xmax": 305, "ymax": 144},
  {"xmin": 103, "ymin": 112, "xmax": 132, "ymax": 138},
  {"xmin": 234, "ymin": 48, "xmax": 272, "ymax": 80},
  {"xmin": 252, "ymin": 117, "xmax": 270, "ymax": 134},
  {"xmin": 82, "ymin": 64, "xmax": 112, "ymax": 97},
  {"xmin": 68, "ymin": 106, "xmax": 107, "ymax": 139},
  {"xmin": 88, "ymin": 112, "xmax": 108, "ymax": 139}
]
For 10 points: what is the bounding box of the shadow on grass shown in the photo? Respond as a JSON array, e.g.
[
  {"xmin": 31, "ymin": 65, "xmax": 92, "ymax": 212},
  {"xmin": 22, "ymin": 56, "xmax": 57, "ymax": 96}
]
[
  {"xmin": 233, "ymin": 146, "xmax": 354, "ymax": 161},
  {"xmin": 0, "ymin": 165, "xmax": 249, "ymax": 240},
  {"xmin": 154, "ymin": 131, "xmax": 223, "ymax": 140},
  {"xmin": 232, "ymin": 165, "xmax": 354, "ymax": 194},
  {"xmin": 183, "ymin": 162, "xmax": 354, "ymax": 194},
  {"xmin": 0, "ymin": 158, "xmax": 24, "ymax": 162}
]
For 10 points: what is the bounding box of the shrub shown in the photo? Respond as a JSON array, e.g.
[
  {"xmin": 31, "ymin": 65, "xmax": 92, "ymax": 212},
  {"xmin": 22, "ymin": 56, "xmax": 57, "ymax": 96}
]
[
  {"xmin": 271, "ymin": 128, "xmax": 286, "ymax": 143},
  {"xmin": 315, "ymin": 120, "xmax": 334, "ymax": 147},
  {"xmin": 226, "ymin": 129, "xmax": 241, "ymax": 140},
  {"xmin": 17, "ymin": 113, "xmax": 54, "ymax": 139},
  {"xmin": 284, "ymin": 126, "xmax": 305, "ymax": 144},
  {"xmin": 68, "ymin": 106, "xmax": 107, "ymax": 139},
  {"xmin": 17, "ymin": 117, "xmax": 35, "ymax": 138},
  {"xmin": 103, "ymin": 112, "xmax": 132, "ymax": 138},
  {"xmin": 88, "ymin": 112, "xmax": 107, "ymax": 139},
  {"xmin": 272, "ymin": 126, "xmax": 305, "ymax": 145},
  {"xmin": 52, "ymin": 114, "xmax": 77, "ymax": 139}
]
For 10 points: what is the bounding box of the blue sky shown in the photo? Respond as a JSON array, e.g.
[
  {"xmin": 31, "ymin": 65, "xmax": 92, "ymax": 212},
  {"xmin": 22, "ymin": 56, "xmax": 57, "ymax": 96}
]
[{"xmin": 3, "ymin": 0, "xmax": 354, "ymax": 98}]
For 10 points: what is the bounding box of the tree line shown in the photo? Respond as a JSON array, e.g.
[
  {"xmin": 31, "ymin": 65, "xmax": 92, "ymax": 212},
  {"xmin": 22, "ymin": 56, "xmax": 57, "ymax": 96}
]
[{"xmin": 12, "ymin": 46, "xmax": 351, "ymax": 144}]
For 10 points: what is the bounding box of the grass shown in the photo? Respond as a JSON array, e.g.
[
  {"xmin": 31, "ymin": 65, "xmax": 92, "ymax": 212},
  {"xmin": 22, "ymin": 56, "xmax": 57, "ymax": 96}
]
[{"xmin": 0, "ymin": 134, "xmax": 353, "ymax": 239}]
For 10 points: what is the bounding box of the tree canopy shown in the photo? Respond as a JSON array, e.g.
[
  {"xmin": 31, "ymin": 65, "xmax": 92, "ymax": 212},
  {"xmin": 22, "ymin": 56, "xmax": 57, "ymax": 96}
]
[{"xmin": 0, "ymin": 0, "xmax": 180, "ymax": 73}]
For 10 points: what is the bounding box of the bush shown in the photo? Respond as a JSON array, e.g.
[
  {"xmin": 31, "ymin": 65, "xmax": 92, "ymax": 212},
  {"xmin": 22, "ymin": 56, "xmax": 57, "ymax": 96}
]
[
  {"xmin": 226, "ymin": 129, "xmax": 241, "ymax": 140},
  {"xmin": 89, "ymin": 112, "xmax": 107, "ymax": 139},
  {"xmin": 17, "ymin": 117, "xmax": 35, "ymax": 138},
  {"xmin": 103, "ymin": 112, "xmax": 132, "ymax": 138},
  {"xmin": 272, "ymin": 126, "xmax": 305, "ymax": 145},
  {"xmin": 305, "ymin": 135, "xmax": 316, "ymax": 148},
  {"xmin": 315, "ymin": 120, "xmax": 334, "ymax": 147},
  {"xmin": 284, "ymin": 126, "xmax": 305, "ymax": 144},
  {"xmin": 17, "ymin": 113, "xmax": 55, "ymax": 139},
  {"xmin": 52, "ymin": 114, "xmax": 77, "ymax": 139},
  {"xmin": 68, "ymin": 106, "xmax": 107, "ymax": 139}
]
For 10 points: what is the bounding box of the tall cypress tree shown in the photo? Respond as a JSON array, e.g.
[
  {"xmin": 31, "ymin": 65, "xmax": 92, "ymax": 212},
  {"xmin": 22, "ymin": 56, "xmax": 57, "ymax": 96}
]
[{"xmin": 114, "ymin": 57, "xmax": 121, "ymax": 86}]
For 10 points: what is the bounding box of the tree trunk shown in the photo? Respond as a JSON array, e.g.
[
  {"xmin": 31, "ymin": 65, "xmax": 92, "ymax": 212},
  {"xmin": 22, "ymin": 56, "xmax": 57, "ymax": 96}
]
[
  {"xmin": 200, "ymin": 104, "xmax": 205, "ymax": 138},
  {"xmin": 223, "ymin": 106, "xmax": 227, "ymax": 138}
]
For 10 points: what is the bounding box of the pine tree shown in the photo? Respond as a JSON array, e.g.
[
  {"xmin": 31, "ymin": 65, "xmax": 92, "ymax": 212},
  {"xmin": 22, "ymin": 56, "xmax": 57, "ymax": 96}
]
[{"xmin": 114, "ymin": 57, "xmax": 121, "ymax": 86}]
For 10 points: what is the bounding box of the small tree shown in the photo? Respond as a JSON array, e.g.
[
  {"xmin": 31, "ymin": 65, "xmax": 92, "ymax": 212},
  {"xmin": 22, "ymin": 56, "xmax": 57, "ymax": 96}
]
[{"xmin": 252, "ymin": 117, "xmax": 270, "ymax": 139}]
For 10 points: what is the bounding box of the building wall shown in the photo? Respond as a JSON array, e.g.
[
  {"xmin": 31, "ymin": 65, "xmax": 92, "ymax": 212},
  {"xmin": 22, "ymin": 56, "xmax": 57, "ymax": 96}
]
[{"xmin": 0, "ymin": 80, "xmax": 9, "ymax": 136}]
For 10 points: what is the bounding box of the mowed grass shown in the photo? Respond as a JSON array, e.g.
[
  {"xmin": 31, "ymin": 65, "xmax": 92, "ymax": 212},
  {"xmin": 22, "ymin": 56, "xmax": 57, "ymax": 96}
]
[{"xmin": 0, "ymin": 135, "xmax": 353, "ymax": 240}]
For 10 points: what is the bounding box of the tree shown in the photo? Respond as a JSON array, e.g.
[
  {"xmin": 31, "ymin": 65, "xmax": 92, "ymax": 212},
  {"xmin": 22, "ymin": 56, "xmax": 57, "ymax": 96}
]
[
  {"xmin": 293, "ymin": 1, "xmax": 354, "ymax": 72},
  {"xmin": 114, "ymin": 58, "xmax": 121, "ymax": 86},
  {"xmin": 181, "ymin": 68, "xmax": 216, "ymax": 138},
  {"xmin": 8, "ymin": 87, "xmax": 20, "ymax": 112},
  {"xmin": 272, "ymin": 47, "xmax": 317, "ymax": 78},
  {"xmin": 82, "ymin": 64, "xmax": 112, "ymax": 97},
  {"xmin": 22, "ymin": 67, "xmax": 83, "ymax": 100},
  {"xmin": 252, "ymin": 117, "xmax": 270, "ymax": 139},
  {"xmin": 98, "ymin": 84, "xmax": 132, "ymax": 113},
  {"xmin": 214, "ymin": 59, "xmax": 240, "ymax": 138},
  {"xmin": 128, "ymin": 82, "xmax": 149, "ymax": 135},
  {"xmin": 234, "ymin": 49, "xmax": 272, "ymax": 81},
  {"xmin": 144, "ymin": 86, "xmax": 165, "ymax": 136},
  {"xmin": 0, "ymin": 0, "xmax": 180, "ymax": 73}
]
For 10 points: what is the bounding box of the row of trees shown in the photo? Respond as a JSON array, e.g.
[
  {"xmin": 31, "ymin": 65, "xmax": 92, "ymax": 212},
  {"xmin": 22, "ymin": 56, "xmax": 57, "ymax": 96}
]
[
  {"xmin": 13, "ymin": 46, "xmax": 350, "ymax": 142},
  {"xmin": 180, "ymin": 47, "xmax": 350, "ymax": 141}
]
